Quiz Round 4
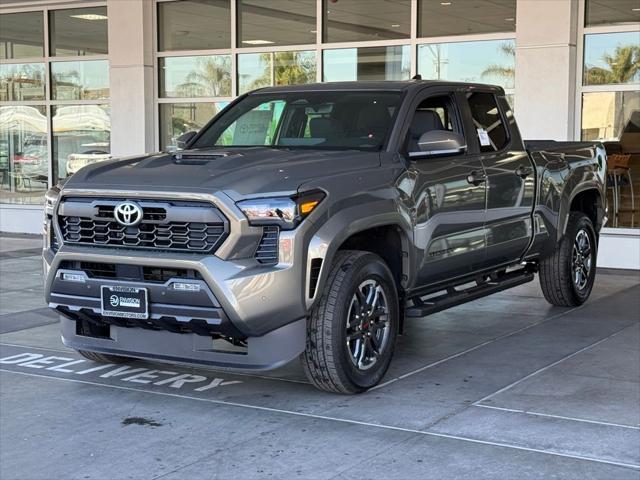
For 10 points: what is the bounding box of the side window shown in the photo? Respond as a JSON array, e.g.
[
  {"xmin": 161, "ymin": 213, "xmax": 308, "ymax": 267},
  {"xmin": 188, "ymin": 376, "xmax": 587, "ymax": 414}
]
[
  {"xmin": 215, "ymin": 100, "xmax": 285, "ymax": 146},
  {"xmin": 406, "ymin": 95, "xmax": 459, "ymax": 152},
  {"xmin": 466, "ymin": 92, "xmax": 509, "ymax": 153}
]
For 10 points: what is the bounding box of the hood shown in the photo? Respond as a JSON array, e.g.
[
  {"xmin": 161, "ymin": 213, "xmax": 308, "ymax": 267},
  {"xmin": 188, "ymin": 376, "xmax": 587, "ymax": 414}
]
[{"xmin": 64, "ymin": 147, "xmax": 380, "ymax": 198}]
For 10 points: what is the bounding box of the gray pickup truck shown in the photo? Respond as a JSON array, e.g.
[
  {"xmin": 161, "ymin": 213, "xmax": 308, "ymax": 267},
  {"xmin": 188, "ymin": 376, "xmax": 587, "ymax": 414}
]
[{"xmin": 43, "ymin": 81, "xmax": 607, "ymax": 394}]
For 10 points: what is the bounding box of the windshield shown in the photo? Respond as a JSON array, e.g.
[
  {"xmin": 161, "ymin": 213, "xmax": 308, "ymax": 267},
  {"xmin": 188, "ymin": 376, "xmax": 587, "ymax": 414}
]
[{"xmin": 191, "ymin": 90, "xmax": 403, "ymax": 151}]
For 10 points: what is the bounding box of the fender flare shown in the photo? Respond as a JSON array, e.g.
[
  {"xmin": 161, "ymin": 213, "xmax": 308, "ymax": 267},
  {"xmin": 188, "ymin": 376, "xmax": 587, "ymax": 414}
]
[{"xmin": 304, "ymin": 205, "xmax": 413, "ymax": 310}]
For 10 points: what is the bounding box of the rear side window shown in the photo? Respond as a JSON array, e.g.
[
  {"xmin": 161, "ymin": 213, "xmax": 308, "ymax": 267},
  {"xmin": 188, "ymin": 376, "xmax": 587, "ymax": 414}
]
[{"xmin": 466, "ymin": 92, "xmax": 509, "ymax": 153}]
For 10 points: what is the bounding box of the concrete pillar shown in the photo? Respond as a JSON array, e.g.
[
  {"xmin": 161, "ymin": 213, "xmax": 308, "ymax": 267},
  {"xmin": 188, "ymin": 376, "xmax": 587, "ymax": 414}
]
[
  {"xmin": 514, "ymin": 0, "xmax": 579, "ymax": 140},
  {"xmin": 107, "ymin": 0, "xmax": 155, "ymax": 156}
]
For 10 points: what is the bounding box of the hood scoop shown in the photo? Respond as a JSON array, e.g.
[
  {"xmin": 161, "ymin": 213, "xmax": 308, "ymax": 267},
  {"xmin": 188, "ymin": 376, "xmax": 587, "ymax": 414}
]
[{"xmin": 172, "ymin": 150, "xmax": 232, "ymax": 165}]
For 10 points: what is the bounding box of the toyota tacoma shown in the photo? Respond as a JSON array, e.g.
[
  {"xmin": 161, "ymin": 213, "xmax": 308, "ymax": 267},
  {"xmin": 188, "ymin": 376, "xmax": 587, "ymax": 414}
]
[{"xmin": 43, "ymin": 81, "xmax": 607, "ymax": 393}]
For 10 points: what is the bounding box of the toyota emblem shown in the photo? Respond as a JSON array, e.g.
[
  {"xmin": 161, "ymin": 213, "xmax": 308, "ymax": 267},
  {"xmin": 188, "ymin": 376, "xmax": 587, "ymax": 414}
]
[{"xmin": 114, "ymin": 201, "xmax": 143, "ymax": 226}]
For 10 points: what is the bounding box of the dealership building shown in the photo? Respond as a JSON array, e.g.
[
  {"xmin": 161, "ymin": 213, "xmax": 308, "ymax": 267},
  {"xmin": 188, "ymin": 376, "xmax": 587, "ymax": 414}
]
[{"xmin": 0, "ymin": 0, "xmax": 638, "ymax": 268}]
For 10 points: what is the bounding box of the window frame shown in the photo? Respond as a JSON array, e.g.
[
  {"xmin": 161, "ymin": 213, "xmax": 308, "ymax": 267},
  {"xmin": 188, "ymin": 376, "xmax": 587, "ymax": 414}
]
[
  {"xmin": 461, "ymin": 89, "xmax": 512, "ymax": 156},
  {"xmin": 574, "ymin": 0, "xmax": 640, "ymax": 142},
  {"xmin": 0, "ymin": 2, "xmax": 110, "ymax": 205}
]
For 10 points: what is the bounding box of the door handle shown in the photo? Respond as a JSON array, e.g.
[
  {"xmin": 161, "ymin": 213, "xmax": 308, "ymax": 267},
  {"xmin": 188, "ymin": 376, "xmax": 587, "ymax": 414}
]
[
  {"xmin": 515, "ymin": 165, "xmax": 534, "ymax": 179},
  {"xmin": 466, "ymin": 171, "xmax": 486, "ymax": 186}
]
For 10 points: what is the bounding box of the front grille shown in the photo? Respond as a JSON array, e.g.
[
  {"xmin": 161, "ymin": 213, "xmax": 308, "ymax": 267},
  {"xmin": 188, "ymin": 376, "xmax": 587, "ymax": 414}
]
[
  {"xmin": 255, "ymin": 226, "xmax": 279, "ymax": 264},
  {"xmin": 58, "ymin": 198, "xmax": 228, "ymax": 254}
]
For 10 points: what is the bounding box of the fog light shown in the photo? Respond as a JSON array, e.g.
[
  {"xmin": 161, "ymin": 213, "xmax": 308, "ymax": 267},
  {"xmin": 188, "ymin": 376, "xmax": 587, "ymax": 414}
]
[
  {"xmin": 171, "ymin": 282, "xmax": 201, "ymax": 292},
  {"xmin": 61, "ymin": 272, "xmax": 85, "ymax": 283}
]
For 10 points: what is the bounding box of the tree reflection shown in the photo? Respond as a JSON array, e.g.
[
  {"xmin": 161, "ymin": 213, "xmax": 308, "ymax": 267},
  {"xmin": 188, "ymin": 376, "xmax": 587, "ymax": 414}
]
[
  {"xmin": 176, "ymin": 56, "xmax": 232, "ymax": 97},
  {"xmin": 585, "ymin": 45, "xmax": 640, "ymax": 85},
  {"xmin": 481, "ymin": 42, "xmax": 515, "ymax": 88}
]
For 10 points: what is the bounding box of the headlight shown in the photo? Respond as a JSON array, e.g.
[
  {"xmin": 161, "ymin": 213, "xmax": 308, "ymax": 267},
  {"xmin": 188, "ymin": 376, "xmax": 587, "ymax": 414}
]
[{"xmin": 237, "ymin": 191, "xmax": 325, "ymax": 230}]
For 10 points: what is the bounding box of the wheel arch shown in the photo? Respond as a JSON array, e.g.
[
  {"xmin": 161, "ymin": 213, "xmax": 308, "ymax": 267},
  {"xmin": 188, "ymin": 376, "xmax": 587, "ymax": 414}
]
[
  {"xmin": 305, "ymin": 217, "xmax": 413, "ymax": 311},
  {"xmin": 563, "ymin": 187, "xmax": 604, "ymax": 239}
]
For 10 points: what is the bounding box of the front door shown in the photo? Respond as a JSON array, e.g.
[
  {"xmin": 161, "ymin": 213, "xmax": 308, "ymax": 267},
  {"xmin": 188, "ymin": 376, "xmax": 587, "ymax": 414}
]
[{"xmin": 402, "ymin": 91, "xmax": 487, "ymax": 287}]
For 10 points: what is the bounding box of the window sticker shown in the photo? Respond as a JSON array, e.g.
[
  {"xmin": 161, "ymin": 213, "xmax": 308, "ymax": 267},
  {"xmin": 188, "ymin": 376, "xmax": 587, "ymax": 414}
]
[{"xmin": 477, "ymin": 128, "xmax": 491, "ymax": 147}]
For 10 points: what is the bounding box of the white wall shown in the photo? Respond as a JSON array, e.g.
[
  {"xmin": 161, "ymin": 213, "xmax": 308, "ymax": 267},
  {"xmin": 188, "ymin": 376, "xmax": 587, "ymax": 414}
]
[
  {"xmin": 0, "ymin": 206, "xmax": 42, "ymax": 234},
  {"xmin": 514, "ymin": 0, "xmax": 579, "ymax": 140},
  {"xmin": 597, "ymin": 229, "xmax": 640, "ymax": 270},
  {"xmin": 107, "ymin": 0, "xmax": 155, "ymax": 157}
]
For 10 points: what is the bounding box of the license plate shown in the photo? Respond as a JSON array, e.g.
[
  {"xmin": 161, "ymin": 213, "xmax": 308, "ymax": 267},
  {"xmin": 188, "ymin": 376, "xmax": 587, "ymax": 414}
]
[{"xmin": 101, "ymin": 286, "xmax": 148, "ymax": 319}]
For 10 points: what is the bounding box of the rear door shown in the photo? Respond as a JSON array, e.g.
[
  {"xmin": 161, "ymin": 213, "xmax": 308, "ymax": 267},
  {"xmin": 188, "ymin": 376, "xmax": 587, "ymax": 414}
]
[
  {"xmin": 401, "ymin": 87, "xmax": 488, "ymax": 286},
  {"xmin": 462, "ymin": 90, "xmax": 535, "ymax": 268}
]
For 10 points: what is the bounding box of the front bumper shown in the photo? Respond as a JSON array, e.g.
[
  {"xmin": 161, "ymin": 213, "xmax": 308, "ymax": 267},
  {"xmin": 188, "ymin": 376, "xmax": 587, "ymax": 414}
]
[{"xmin": 43, "ymin": 189, "xmax": 317, "ymax": 370}]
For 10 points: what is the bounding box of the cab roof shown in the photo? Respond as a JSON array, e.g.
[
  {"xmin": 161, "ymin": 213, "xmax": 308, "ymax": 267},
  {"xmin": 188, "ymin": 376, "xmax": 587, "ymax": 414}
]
[{"xmin": 253, "ymin": 80, "xmax": 504, "ymax": 94}]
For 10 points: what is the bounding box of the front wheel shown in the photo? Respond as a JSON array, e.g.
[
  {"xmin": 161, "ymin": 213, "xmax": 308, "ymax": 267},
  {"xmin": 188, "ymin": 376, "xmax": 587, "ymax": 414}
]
[
  {"xmin": 539, "ymin": 212, "xmax": 597, "ymax": 307},
  {"xmin": 301, "ymin": 251, "xmax": 399, "ymax": 394}
]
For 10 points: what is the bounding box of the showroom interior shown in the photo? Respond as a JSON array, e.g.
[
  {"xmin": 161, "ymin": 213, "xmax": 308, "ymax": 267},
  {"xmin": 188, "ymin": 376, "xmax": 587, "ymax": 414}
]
[{"xmin": 0, "ymin": 0, "xmax": 638, "ymax": 270}]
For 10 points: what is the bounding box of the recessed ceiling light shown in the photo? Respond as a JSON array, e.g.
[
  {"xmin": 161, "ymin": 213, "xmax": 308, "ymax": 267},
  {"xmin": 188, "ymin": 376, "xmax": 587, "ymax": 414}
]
[
  {"xmin": 505, "ymin": 17, "xmax": 515, "ymax": 21},
  {"xmin": 70, "ymin": 14, "xmax": 107, "ymax": 20},
  {"xmin": 632, "ymin": 7, "xmax": 640, "ymax": 11},
  {"xmin": 310, "ymin": 29, "xmax": 317, "ymax": 33},
  {"xmin": 441, "ymin": 2, "xmax": 452, "ymax": 5},
  {"xmin": 391, "ymin": 24, "xmax": 401, "ymax": 27},
  {"xmin": 241, "ymin": 40, "xmax": 275, "ymax": 45}
]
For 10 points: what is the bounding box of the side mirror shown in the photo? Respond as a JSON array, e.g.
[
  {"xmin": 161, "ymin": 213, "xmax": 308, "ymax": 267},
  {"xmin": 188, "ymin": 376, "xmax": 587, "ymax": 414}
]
[
  {"xmin": 409, "ymin": 130, "xmax": 466, "ymax": 159},
  {"xmin": 176, "ymin": 131, "xmax": 197, "ymax": 150}
]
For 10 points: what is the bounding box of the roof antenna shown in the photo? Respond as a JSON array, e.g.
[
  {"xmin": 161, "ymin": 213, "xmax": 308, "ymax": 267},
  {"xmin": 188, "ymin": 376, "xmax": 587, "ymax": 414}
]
[{"xmin": 411, "ymin": 74, "xmax": 422, "ymax": 80}]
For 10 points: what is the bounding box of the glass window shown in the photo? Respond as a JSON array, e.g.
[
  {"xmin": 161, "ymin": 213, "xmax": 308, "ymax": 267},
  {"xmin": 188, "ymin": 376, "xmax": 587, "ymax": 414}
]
[
  {"xmin": 583, "ymin": 32, "xmax": 640, "ymax": 86},
  {"xmin": 192, "ymin": 91, "xmax": 403, "ymax": 151},
  {"xmin": 418, "ymin": 0, "xmax": 516, "ymax": 37},
  {"xmin": 274, "ymin": 51, "xmax": 317, "ymax": 86},
  {"xmin": 0, "ymin": 12, "xmax": 44, "ymax": 59},
  {"xmin": 158, "ymin": 0, "xmax": 231, "ymax": 51},
  {"xmin": 49, "ymin": 7, "xmax": 108, "ymax": 56},
  {"xmin": 417, "ymin": 40, "xmax": 516, "ymax": 89},
  {"xmin": 406, "ymin": 95, "xmax": 460, "ymax": 152},
  {"xmin": 213, "ymin": 99, "xmax": 286, "ymax": 147},
  {"xmin": 585, "ymin": 0, "xmax": 640, "ymax": 26},
  {"xmin": 323, "ymin": 0, "xmax": 410, "ymax": 43},
  {"xmin": 159, "ymin": 55, "xmax": 232, "ymax": 98},
  {"xmin": 466, "ymin": 92, "xmax": 509, "ymax": 152},
  {"xmin": 0, "ymin": 105, "xmax": 48, "ymax": 204},
  {"xmin": 581, "ymin": 91, "xmax": 640, "ymax": 141},
  {"xmin": 238, "ymin": 0, "xmax": 316, "ymax": 47},
  {"xmin": 52, "ymin": 105, "xmax": 111, "ymax": 182},
  {"xmin": 0, "ymin": 63, "xmax": 46, "ymax": 101},
  {"xmin": 323, "ymin": 46, "xmax": 410, "ymax": 82},
  {"xmin": 51, "ymin": 60, "xmax": 109, "ymax": 100},
  {"xmin": 159, "ymin": 102, "xmax": 228, "ymax": 150},
  {"xmin": 238, "ymin": 53, "xmax": 272, "ymax": 94},
  {"xmin": 238, "ymin": 51, "xmax": 317, "ymax": 94}
]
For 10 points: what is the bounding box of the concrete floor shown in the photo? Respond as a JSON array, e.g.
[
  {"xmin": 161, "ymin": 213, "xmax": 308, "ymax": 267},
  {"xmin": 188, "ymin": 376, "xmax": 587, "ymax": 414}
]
[{"xmin": 0, "ymin": 235, "xmax": 639, "ymax": 480}]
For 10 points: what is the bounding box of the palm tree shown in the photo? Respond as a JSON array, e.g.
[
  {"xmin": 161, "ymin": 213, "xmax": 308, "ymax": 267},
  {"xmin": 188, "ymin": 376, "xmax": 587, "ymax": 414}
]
[
  {"xmin": 585, "ymin": 45, "xmax": 640, "ymax": 85},
  {"xmin": 481, "ymin": 42, "xmax": 515, "ymax": 88},
  {"xmin": 177, "ymin": 56, "xmax": 232, "ymax": 97}
]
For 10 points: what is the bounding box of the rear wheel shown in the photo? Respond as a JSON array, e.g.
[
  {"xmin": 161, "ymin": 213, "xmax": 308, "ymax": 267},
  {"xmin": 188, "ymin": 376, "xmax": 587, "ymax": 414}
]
[
  {"xmin": 76, "ymin": 350, "xmax": 132, "ymax": 364},
  {"xmin": 539, "ymin": 212, "xmax": 597, "ymax": 307},
  {"xmin": 301, "ymin": 251, "xmax": 399, "ymax": 394}
]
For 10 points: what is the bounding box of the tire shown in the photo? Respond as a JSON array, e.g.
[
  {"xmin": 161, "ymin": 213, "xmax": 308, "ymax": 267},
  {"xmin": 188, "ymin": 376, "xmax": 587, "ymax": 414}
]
[
  {"xmin": 301, "ymin": 250, "xmax": 399, "ymax": 394},
  {"xmin": 76, "ymin": 350, "xmax": 132, "ymax": 364},
  {"xmin": 539, "ymin": 212, "xmax": 598, "ymax": 307}
]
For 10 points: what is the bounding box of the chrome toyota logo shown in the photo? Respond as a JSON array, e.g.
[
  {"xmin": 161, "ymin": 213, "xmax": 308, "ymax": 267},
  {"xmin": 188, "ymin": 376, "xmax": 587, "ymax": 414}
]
[{"xmin": 114, "ymin": 201, "xmax": 143, "ymax": 226}]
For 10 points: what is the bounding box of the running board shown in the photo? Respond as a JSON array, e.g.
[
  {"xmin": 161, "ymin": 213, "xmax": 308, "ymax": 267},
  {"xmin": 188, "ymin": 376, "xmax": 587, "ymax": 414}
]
[{"xmin": 405, "ymin": 268, "xmax": 535, "ymax": 318}]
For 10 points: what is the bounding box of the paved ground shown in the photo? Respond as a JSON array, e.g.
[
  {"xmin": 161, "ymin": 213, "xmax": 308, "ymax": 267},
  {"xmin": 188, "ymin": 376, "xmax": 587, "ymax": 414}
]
[{"xmin": 0, "ymin": 234, "xmax": 638, "ymax": 480}]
